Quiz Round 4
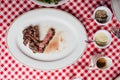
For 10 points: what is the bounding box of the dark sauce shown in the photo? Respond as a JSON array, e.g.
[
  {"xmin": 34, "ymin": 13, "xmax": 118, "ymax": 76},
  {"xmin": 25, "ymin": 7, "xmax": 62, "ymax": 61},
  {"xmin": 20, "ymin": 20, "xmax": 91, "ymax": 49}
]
[
  {"xmin": 95, "ymin": 10, "xmax": 108, "ymax": 23},
  {"xmin": 96, "ymin": 58, "xmax": 106, "ymax": 68}
]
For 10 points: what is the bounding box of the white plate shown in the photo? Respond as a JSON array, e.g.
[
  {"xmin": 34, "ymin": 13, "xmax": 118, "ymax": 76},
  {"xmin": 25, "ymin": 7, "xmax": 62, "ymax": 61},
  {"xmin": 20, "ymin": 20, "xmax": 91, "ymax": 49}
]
[
  {"xmin": 7, "ymin": 8, "xmax": 87, "ymax": 70},
  {"xmin": 17, "ymin": 13, "xmax": 79, "ymax": 61},
  {"xmin": 111, "ymin": 0, "xmax": 120, "ymax": 22},
  {"xmin": 31, "ymin": 0, "xmax": 67, "ymax": 7}
]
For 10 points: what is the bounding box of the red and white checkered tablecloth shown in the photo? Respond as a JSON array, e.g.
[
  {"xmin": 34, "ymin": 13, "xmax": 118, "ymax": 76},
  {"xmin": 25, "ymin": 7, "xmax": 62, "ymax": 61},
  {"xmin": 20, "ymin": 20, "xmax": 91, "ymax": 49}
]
[{"xmin": 0, "ymin": 0, "xmax": 120, "ymax": 80}]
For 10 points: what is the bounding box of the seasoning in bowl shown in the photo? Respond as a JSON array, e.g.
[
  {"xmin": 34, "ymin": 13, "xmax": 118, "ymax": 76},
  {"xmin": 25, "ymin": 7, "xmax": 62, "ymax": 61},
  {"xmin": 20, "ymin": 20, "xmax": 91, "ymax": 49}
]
[
  {"xmin": 96, "ymin": 57, "xmax": 107, "ymax": 68},
  {"xmin": 93, "ymin": 6, "xmax": 112, "ymax": 25},
  {"xmin": 95, "ymin": 32, "xmax": 108, "ymax": 46},
  {"xmin": 95, "ymin": 10, "xmax": 108, "ymax": 23},
  {"xmin": 94, "ymin": 30, "xmax": 112, "ymax": 48}
]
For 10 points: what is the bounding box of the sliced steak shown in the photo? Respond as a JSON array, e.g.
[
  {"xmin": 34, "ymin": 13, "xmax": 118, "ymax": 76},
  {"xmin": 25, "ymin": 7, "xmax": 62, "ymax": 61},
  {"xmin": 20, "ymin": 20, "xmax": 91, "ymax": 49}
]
[
  {"xmin": 38, "ymin": 28, "xmax": 55, "ymax": 53},
  {"xmin": 22, "ymin": 25, "xmax": 40, "ymax": 53},
  {"xmin": 23, "ymin": 25, "xmax": 55, "ymax": 53}
]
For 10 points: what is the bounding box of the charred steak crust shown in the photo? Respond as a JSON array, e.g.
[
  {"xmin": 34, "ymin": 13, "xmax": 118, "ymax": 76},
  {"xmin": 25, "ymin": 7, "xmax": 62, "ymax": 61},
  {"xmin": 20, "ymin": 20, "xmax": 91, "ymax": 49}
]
[
  {"xmin": 22, "ymin": 25, "xmax": 40, "ymax": 53},
  {"xmin": 22, "ymin": 25, "xmax": 55, "ymax": 53}
]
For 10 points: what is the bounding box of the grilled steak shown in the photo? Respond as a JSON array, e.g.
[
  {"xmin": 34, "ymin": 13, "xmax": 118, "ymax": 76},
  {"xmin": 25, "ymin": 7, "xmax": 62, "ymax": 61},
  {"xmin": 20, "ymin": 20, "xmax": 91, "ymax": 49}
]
[
  {"xmin": 39, "ymin": 28, "xmax": 55, "ymax": 53},
  {"xmin": 22, "ymin": 25, "xmax": 55, "ymax": 53}
]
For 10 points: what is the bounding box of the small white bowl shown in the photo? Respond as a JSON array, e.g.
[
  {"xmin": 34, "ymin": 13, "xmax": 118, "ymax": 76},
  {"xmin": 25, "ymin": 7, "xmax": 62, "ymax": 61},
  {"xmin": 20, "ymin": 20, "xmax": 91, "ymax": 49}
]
[
  {"xmin": 93, "ymin": 6, "xmax": 112, "ymax": 25},
  {"xmin": 31, "ymin": 0, "xmax": 67, "ymax": 7},
  {"xmin": 89, "ymin": 54, "xmax": 113, "ymax": 70},
  {"xmin": 93, "ymin": 30, "xmax": 112, "ymax": 48},
  {"xmin": 96, "ymin": 56, "xmax": 113, "ymax": 70}
]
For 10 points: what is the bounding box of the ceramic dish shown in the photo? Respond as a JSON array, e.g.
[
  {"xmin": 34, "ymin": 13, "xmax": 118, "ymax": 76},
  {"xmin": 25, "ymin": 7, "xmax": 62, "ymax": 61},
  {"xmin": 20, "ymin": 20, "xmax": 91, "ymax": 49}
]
[
  {"xmin": 93, "ymin": 30, "xmax": 112, "ymax": 48},
  {"xmin": 89, "ymin": 54, "xmax": 113, "ymax": 70},
  {"xmin": 93, "ymin": 6, "xmax": 112, "ymax": 25},
  {"xmin": 7, "ymin": 8, "xmax": 87, "ymax": 70},
  {"xmin": 31, "ymin": 0, "xmax": 67, "ymax": 7}
]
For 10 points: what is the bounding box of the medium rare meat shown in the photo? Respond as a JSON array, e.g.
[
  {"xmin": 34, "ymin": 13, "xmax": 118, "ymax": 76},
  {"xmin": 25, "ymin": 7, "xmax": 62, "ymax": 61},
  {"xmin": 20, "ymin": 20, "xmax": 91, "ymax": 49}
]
[
  {"xmin": 22, "ymin": 25, "xmax": 55, "ymax": 53},
  {"xmin": 39, "ymin": 28, "xmax": 55, "ymax": 53}
]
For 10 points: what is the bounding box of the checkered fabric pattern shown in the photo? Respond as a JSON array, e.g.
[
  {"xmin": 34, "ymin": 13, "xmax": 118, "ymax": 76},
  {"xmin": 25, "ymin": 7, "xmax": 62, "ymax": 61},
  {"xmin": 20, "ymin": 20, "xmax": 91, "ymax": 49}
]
[{"xmin": 0, "ymin": 0, "xmax": 120, "ymax": 80}]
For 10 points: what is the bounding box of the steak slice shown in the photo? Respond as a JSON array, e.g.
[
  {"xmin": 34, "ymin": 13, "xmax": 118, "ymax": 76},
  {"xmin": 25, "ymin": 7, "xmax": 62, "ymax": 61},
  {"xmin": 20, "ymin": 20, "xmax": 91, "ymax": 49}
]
[{"xmin": 39, "ymin": 28, "xmax": 55, "ymax": 53}]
